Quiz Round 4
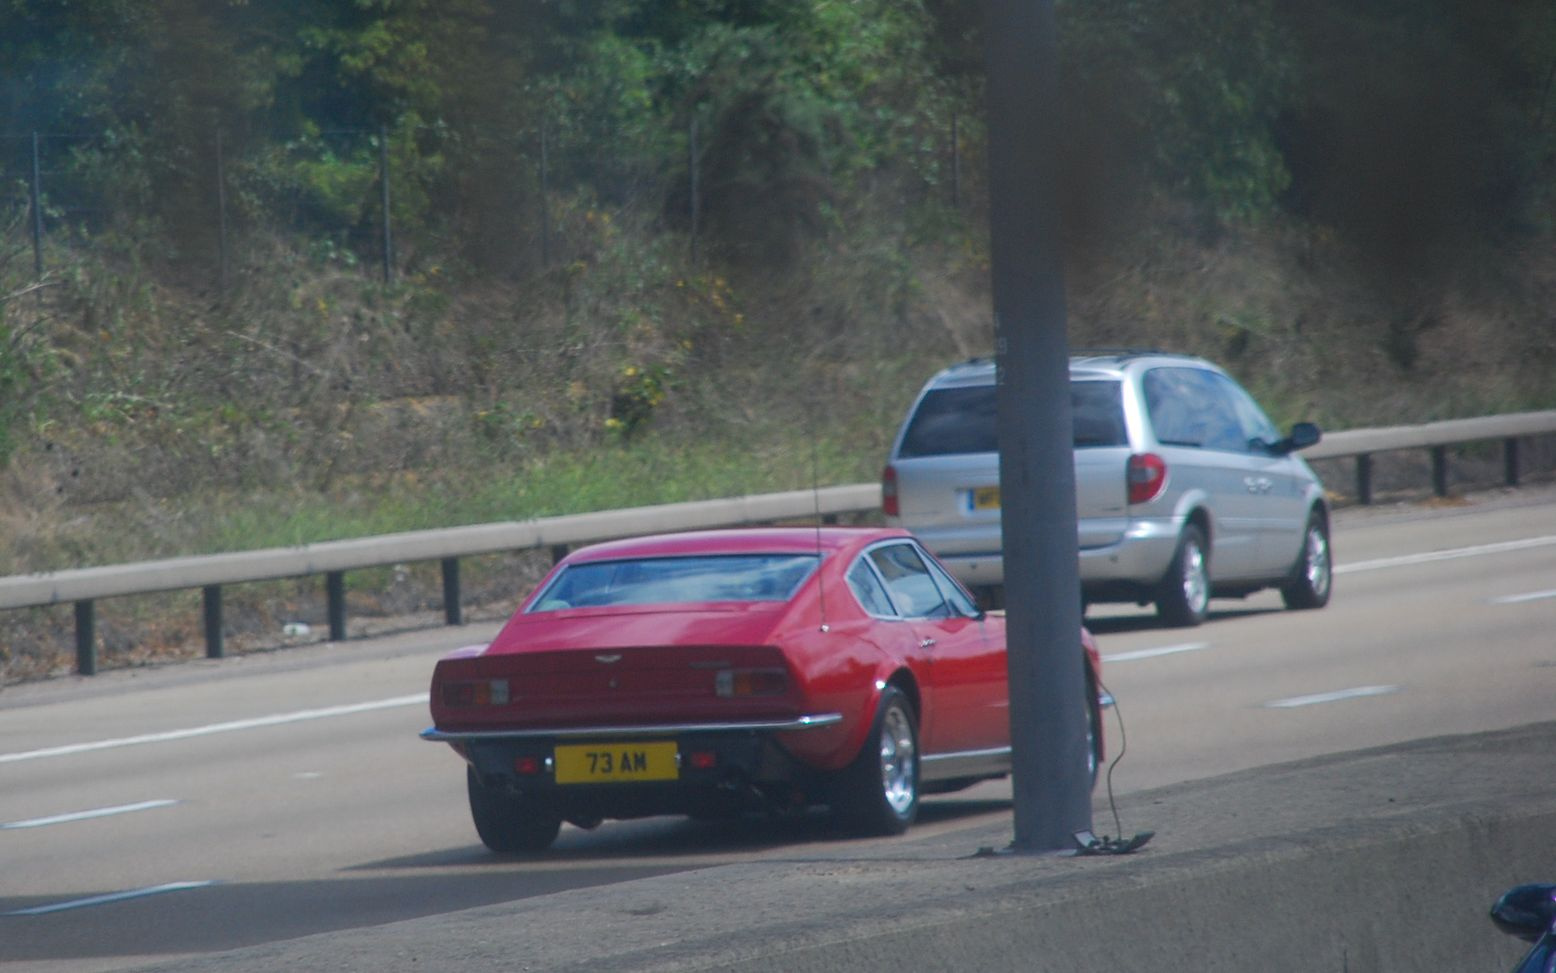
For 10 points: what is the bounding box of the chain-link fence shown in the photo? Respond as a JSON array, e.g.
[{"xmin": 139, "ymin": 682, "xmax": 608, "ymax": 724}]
[
  {"xmin": 0, "ymin": 125, "xmax": 402, "ymax": 286},
  {"xmin": 1, "ymin": 112, "xmax": 974, "ymax": 290}
]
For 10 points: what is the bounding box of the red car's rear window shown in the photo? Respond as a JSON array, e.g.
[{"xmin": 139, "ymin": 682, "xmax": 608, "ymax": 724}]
[{"xmin": 528, "ymin": 554, "xmax": 819, "ymax": 612}]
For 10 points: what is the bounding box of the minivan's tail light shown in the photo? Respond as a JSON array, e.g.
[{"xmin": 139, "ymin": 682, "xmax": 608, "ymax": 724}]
[
  {"xmin": 1127, "ymin": 453, "xmax": 1168, "ymax": 505},
  {"xmin": 881, "ymin": 464, "xmax": 900, "ymax": 518}
]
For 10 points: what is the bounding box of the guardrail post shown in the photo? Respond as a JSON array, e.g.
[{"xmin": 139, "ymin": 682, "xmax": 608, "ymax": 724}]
[
  {"xmin": 203, "ymin": 585, "xmax": 224, "ymax": 658},
  {"xmin": 1505, "ymin": 437, "xmax": 1521, "ymax": 487},
  {"xmin": 1356, "ymin": 454, "xmax": 1374, "ymax": 505},
  {"xmin": 75, "ymin": 601, "xmax": 96, "ymax": 675},
  {"xmin": 441, "ymin": 557, "xmax": 462, "ymax": 626},
  {"xmin": 551, "ymin": 545, "xmax": 569, "ymax": 565},
  {"xmin": 327, "ymin": 571, "xmax": 346, "ymax": 641},
  {"xmin": 1431, "ymin": 446, "xmax": 1449, "ymax": 497}
]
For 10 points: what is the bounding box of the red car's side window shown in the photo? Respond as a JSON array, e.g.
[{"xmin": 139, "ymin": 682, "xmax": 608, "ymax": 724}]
[
  {"xmin": 845, "ymin": 556, "xmax": 897, "ymax": 616},
  {"xmin": 867, "ymin": 544, "xmax": 950, "ymax": 619}
]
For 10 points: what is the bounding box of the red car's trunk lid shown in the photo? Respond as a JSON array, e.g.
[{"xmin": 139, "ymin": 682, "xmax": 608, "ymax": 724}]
[{"xmin": 431, "ymin": 605, "xmax": 799, "ymax": 730}]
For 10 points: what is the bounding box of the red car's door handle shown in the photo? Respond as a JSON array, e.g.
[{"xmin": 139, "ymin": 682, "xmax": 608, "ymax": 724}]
[{"xmin": 919, "ymin": 637, "xmax": 936, "ymax": 649}]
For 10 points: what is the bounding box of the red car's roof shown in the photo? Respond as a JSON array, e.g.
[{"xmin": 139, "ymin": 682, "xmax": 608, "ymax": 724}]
[{"xmin": 561, "ymin": 526, "xmax": 912, "ymax": 563}]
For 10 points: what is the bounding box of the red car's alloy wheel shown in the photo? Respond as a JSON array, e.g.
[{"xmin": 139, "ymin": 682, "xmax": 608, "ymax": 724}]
[{"xmin": 837, "ymin": 686, "xmax": 919, "ymax": 836}]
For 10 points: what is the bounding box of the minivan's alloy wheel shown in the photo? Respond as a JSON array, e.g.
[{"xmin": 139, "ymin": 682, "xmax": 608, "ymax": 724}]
[
  {"xmin": 1281, "ymin": 512, "xmax": 1332, "ymax": 610},
  {"xmin": 1157, "ymin": 524, "xmax": 1210, "ymax": 627},
  {"xmin": 837, "ymin": 685, "xmax": 919, "ymax": 835}
]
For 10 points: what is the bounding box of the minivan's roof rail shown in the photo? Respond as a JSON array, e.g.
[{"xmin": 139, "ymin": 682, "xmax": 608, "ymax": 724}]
[
  {"xmin": 1069, "ymin": 347, "xmax": 1174, "ymax": 359},
  {"xmin": 947, "ymin": 349, "xmax": 1192, "ymax": 372}
]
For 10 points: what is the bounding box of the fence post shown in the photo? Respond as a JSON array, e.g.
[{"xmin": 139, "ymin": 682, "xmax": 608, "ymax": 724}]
[
  {"xmin": 950, "ymin": 111, "xmax": 961, "ymax": 208},
  {"xmin": 30, "ymin": 131, "xmax": 44, "ymax": 276},
  {"xmin": 379, "ymin": 123, "xmax": 393, "ymax": 285},
  {"xmin": 689, "ymin": 115, "xmax": 700, "ymax": 265},
  {"xmin": 540, "ymin": 118, "xmax": 551, "ymax": 268},
  {"xmin": 215, "ymin": 128, "xmax": 229, "ymax": 291}
]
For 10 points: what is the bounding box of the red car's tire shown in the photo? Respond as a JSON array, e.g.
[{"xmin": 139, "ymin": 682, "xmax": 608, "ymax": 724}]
[
  {"xmin": 835, "ymin": 685, "xmax": 919, "ymax": 836},
  {"xmin": 467, "ymin": 767, "xmax": 562, "ymax": 854},
  {"xmin": 1085, "ymin": 669, "xmax": 1104, "ymax": 789}
]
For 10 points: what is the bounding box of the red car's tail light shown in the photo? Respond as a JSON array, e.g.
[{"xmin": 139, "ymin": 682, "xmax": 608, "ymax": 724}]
[
  {"xmin": 440, "ymin": 679, "xmax": 510, "ymax": 707},
  {"xmin": 1127, "ymin": 453, "xmax": 1168, "ymax": 505},
  {"xmin": 513, "ymin": 755, "xmax": 544, "ymax": 776},
  {"xmin": 714, "ymin": 668, "xmax": 788, "ymax": 698},
  {"xmin": 881, "ymin": 464, "xmax": 899, "ymax": 517}
]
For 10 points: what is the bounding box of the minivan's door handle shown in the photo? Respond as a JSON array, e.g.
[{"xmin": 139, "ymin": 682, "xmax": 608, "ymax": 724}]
[{"xmin": 1244, "ymin": 476, "xmax": 1273, "ymax": 494}]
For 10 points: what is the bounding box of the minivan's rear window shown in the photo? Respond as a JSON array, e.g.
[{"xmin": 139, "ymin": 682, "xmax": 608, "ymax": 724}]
[{"xmin": 896, "ymin": 380, "xmax": 1125, "ymax": 457}]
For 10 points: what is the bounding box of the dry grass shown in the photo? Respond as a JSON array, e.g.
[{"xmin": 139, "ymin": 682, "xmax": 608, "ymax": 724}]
[{"xmin": 3, "ymin": 216, "xmax": 1555, "ymax": 682}]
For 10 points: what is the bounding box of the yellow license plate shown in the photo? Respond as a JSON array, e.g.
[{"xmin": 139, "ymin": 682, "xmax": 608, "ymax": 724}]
[
  {"xmin": 971, "ymin": 486, "xmax": 1001, "ymax": 511},
  {"xmin": 553, "ymin": 742, "xmax": 679, "ymax": 784}
]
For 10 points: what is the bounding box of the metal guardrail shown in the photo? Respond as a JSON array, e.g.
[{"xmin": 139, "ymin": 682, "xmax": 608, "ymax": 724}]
[
  {"xmin": 1305, "ymin": 410, "xmax": 1556, "ymax": 505},
  {"xmin": 0, "ymin": 485, "xmax": 880, "ymax": 675},
  {"xmin": 4, "ymin": 409, "xmax": 1555, "ymax": 676}
]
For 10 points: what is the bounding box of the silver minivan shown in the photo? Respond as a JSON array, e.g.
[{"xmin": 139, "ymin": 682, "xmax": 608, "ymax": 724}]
[{"xmin": 881, "ymin": 352, "xmax": 1331, "ymax": 626}]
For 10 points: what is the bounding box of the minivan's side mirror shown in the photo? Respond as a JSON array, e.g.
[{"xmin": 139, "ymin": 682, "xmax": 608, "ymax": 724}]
[{"xmin": 1274, "ymin": 421, "xmax": 1322, "ymax": 455}]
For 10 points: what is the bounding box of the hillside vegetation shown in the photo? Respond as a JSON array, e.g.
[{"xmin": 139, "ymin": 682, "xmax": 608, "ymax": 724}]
[{"xmin": 3, "ymin": 0, "xmax": 1556, "ymax": 678}]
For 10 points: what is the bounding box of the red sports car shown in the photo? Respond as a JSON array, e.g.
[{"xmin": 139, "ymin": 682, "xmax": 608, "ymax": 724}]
[{"xmin": 422, "ymin": 526, "xmax": 1105, "ymax": 852}]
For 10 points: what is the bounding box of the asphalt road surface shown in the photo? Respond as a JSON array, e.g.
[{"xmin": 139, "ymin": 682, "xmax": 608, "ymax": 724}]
[{"xmin": 3, "ymin": 486, "xmax": 1554, "ymax": 972}]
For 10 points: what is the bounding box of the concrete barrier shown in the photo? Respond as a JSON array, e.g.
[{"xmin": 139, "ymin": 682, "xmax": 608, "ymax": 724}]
[{"xmin": 126, "ymin": 719, "xmax": 1556, "ymax": 972}]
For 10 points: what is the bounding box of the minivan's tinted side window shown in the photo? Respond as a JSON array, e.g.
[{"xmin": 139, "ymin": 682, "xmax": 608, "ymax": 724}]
[
  {"xmin": 1214, "ymin": 372, "xmax": 1282, "ymax": 451},
  {"xmin": 1143, "ymin": 367, "xmax": 1248, "ymax": 453},
  {"xmin": 896, "ymin": 381, "xmax": 1126, "ymax": 458},
  {"xmin": 1071, "ymin": 380, "xmax": 1127, "ymax": 448}
]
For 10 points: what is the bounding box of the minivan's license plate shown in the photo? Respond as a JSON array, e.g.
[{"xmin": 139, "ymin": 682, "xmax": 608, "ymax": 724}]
[
  {"xmin": 554, "ymin": 742, "xmax": 679, "ymax": 784},
  {"xmin": 969, "ymin": 486, "xmax": 1001, "ymax": 511}
]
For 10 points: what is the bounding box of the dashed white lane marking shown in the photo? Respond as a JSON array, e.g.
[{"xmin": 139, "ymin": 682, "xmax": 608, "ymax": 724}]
[
  {"xmin": 2, "ymin": 799, "xmax": 179, "ymax": 830},
  {"xmin": 1491, "ymin": 588, "xmax": 1556, "ymax": 605},
  {"xmin": 3, "ymin": 881, "xmax": 217, "ymax": 917},
  {"xmin": 1102, "ymin": 642, "xmax": 1209, "ymax": 664},
  {"xmin": 1264, "ymin": 685, "xmax": 1401, "ymax": 709},
  {"xmin": 1336, "ymin": 535, "xmax": 1556, "ymax": 574},
  {"xmin": 0, "ymin": 693, "xmax": 428, "ymax": 765}
]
